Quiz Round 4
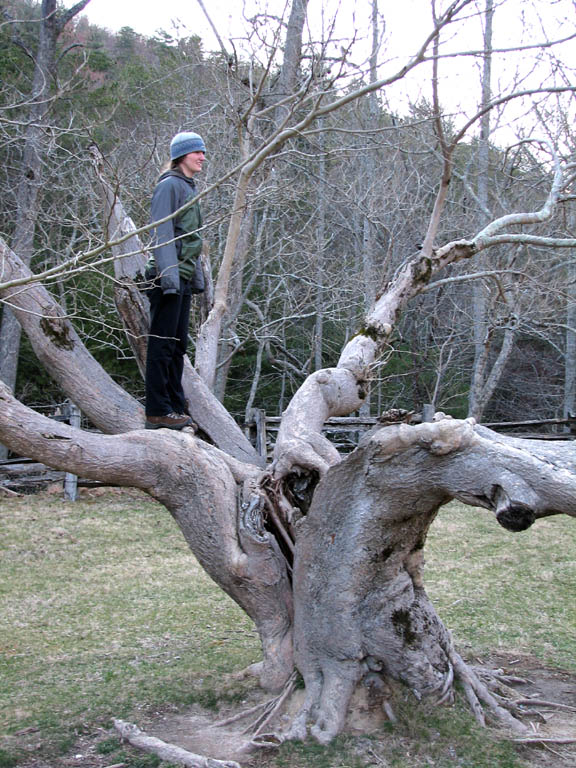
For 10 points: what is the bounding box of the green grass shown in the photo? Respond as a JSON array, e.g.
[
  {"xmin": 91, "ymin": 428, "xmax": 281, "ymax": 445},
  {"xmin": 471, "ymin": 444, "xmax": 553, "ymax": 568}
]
[
  {"xmin": 271, "ymin": 703, "xmax": 523, "ymax": 768},
  {"xmin": 426, "ymin": 503, "xmax": 576, "ymax": 672},
  {"xmin": 0, "ymin": 490, "xmax": 260, "ymax": 765},
  {"xmin": 0, "ymin": 491, "xmax": 574, "ymax": 767}
]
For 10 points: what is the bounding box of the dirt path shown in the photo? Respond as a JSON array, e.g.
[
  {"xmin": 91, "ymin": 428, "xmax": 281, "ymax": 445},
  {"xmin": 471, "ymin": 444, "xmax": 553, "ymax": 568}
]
[{"xmin": 484, "ymin": 654, "xmax": 576, "ymax": 768}]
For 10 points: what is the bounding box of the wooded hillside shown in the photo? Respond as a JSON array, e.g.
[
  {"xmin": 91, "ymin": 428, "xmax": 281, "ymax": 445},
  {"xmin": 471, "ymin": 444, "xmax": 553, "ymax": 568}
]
[{"xmin": 1, "ymin": 0, "xmax": 574, "ymax": 430}]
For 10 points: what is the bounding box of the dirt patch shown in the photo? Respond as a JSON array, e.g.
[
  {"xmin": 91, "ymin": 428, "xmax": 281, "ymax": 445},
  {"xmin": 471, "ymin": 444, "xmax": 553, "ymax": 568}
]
[
  {"xmin": 11, "ymin": 654, "xmax": 576, "ymax": 768},
  {"xmin": 147, "ymin": 683, "xmax": 388, "ymax": 763},
  {"xmin": 479, "ymin": 654, "xmax": 576, "ymax": 768},
  {"xmin": 147, "ymin": 709, "xmax": 259, "ymax": 761},
  {"xmin": 123, "ymin": 655, "xmax": 576, "ymax": 767}
]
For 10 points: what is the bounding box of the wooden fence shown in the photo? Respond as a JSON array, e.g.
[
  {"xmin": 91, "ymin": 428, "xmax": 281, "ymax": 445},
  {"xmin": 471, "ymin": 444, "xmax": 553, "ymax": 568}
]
[
  {"xmin": 245, "ymin": 408, "xmax": 576, "ymax": 460},
  {"xmin": 2, "ymin": 404, "xmax": 576, "ymax": 495}
]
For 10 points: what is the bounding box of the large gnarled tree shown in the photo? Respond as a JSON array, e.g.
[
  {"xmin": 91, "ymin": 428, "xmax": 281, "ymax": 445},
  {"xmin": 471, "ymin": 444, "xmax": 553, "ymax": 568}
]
[{"xmin": 1, "ymin": 0, "xmax": 576, "ymax": 747}]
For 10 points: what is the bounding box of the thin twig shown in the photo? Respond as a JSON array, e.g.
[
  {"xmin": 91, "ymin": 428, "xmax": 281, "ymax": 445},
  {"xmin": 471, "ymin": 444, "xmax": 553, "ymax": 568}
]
[
  {"xmin": 512, "ymin": 737, "xmax": 576, "ymax": 745},
  {"xmin": 213, "ymin": 697, "xmax": 274, "ymax": 728},
  {"xmin": 252, "ymin": 672, "xmax": 298, "ymax": 737},
  {"xmin": 514, "ymin": 699, "xmax": 576, "ymax": 714},
  {"xmin": 0, "ymin": 485, "xmax": 21, "ymax": 496},
  {"xmin": 367, "ymin": 747, "xmax": 388, "ymax": 765}
]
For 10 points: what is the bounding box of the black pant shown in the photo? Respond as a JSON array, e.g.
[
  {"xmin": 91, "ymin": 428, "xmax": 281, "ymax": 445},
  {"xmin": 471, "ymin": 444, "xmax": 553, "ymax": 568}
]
[{"xmin": 145, "ymin": 280, "xmax": 192, "ymax": 417}]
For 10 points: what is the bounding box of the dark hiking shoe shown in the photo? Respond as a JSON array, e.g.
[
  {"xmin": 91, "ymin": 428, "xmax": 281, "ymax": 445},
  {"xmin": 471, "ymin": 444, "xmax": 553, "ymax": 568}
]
[{"xmin": 145, "ymin": 412, "xmax": 194, "ymax": 430}]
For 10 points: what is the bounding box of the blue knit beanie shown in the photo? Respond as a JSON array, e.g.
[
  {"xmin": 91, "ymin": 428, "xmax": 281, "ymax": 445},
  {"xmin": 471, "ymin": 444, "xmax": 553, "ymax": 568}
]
[{"xmin": 170, "ymin": 131, "xmax": 206, "ymax": 160}]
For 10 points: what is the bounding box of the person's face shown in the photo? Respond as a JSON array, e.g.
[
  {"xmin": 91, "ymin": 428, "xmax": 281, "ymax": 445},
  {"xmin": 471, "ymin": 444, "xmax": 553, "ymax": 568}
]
[{"xmin": 179, "ymin": 151, "xmax": 205, "ymax": 177}]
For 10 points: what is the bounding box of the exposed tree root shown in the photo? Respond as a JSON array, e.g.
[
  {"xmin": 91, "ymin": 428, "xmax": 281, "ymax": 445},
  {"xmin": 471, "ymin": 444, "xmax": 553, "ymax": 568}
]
[
  {"xmin": 382, "ymin": 698, "xmax": 398, "ymax": 724},
  {"xmin": 112, "ymin": 675, "xmax": 301, "ymax": 765},
  {"xmin": 450, "ymin": 651, "xmax": 527, "ymax": 733},
  {"xmin": 512, "ymin": 737, "xmax": 576, "ymax": 745},
  {"xmin": 471, "ymin": 665, "xmax": 531, "ymax": 689},
  {"xmin": 247, "ymin": 672, "xmax": 298, "ymax": 737},
  {"xmin": 0, "ymin": 485, "xmax": 21, "ymax": 496},
  {"xmin": 435, "ymin": 660, "xmax": 455, "ymax": 705},
  {"xmin": 281, "ymin": 418, "xmax": 576, "ymax": 744},
  {"xmin": 113, "ymin": 719, "xmax": 241, "ymax": 768},
  {"xmin": 513, "ymin": 699, "xmax": 576, "ymax": 714},
  {"xmin": 212, "ymin": 698, "xmax": 272, "ymax": 729},
  {"xmin": 229, "ymin": 660, "xmax": 264, "ymax": 684},
  {"xmin": 213, "ymin": 671, "xmax": 298, "ymax": 753}
]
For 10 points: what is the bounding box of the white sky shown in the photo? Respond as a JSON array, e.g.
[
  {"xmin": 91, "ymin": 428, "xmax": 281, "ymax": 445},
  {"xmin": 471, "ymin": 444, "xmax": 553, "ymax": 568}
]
[
  {"xmin": 80, "ymin": 0, "xmax": 439, "ymax": 73},
  {"xmin": 77, "ymin": 0, "xmax": 575, "ymax": 146},
  {"xmin": 81, "ymin": 0, "xmax": 239, "ymax": 42}
]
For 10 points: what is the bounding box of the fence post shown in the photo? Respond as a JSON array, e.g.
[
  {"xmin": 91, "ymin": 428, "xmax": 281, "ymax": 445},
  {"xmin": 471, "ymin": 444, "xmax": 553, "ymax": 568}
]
[
  {"xmin": 422, "ymin": 403, "xmax": 435, "ymax": 422},
  {"xmin": 63, "ymin": 401, "xmax": 81, "ymax": 501},
  {"xmin": 248, "ymin": 408, "xmax": 268, "ymax": 458}
]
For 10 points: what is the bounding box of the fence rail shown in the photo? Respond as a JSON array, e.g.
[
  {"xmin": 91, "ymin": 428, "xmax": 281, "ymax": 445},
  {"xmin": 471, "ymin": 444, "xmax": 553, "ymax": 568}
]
[
  {"xmin": 245, "ymin": 408, "xmax": 576, "ymax": 460},
  {"xmin": 2, "ymin": 405, "xmax": 575, "ymax": 496}
]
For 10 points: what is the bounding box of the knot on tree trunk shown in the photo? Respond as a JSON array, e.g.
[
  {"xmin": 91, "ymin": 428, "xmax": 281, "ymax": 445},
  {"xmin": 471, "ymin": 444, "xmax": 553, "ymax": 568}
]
[{"xmin": 39, "ymin": 311, "xmax": 74, "ymax": 350}]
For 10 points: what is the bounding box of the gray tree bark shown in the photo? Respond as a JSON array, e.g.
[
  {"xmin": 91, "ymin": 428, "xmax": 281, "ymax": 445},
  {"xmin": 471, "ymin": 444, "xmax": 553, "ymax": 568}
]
[
  {"xmin": 3, "ymin": 147, "xmax": 574, "ymax": 734},
  {"xmin": 273, "ymin": 0, "xmax": 310, "ymax": 124},
  {"xmin": 0, "ymin": 236, "xmax": 142, "ymax": 433},
  {"xmin": 0, "ymin": 378, "xmax": 293, "ymax": 692},
  {"xmin": 288, "ymin": 415, "xmax": 576, "ymax": 742}
]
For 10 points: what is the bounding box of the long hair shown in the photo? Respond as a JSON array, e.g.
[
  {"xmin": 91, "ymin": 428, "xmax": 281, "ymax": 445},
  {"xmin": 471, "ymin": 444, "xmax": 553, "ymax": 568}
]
[
  {"xmin": 160, "ymin": 157, "xmax": 182, "ymax": 172},
  {"xmin": 158, "ymin": 157, "xmax": 184, "ymax": 178}
]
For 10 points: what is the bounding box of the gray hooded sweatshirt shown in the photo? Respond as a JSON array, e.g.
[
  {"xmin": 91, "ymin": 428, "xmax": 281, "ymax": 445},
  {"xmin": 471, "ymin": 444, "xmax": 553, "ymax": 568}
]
[{"xmin": 148, "ymin": 169, "xmax": 203, "ymax": 294}]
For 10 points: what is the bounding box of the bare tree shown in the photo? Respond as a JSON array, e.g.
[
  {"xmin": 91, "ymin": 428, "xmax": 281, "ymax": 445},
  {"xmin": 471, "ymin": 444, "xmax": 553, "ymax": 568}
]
[
  {"xmin": 565, "ymin": 209, "xmax": 576, "ymax": 421},
  {"xmin": 468, "ymin": 0, "xmax": 495, "ymax": 419},
  {"xmin": 0, "ymin": 0, "xmax": 91, "ymax": 386},
  {"xmin": 1, "ymin": 0, "xmax": 576, "ymax": 748},
  {"xmin": 0, "ymin": 0, "xmax": 91, "ymax": 459}
]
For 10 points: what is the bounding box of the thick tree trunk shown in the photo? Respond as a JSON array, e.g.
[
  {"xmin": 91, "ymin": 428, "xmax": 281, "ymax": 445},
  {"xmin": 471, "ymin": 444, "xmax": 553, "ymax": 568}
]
[
  {"xmin": 287, "ymin": 415, "xmax": 576, "ymax": 743},
  {"xmin": 272, "ymin": 0, "xmax": 310, "ymax": 123},
  {"xmin": 1, "ymin": 2, "xmax": 574, "ymax": 746}
]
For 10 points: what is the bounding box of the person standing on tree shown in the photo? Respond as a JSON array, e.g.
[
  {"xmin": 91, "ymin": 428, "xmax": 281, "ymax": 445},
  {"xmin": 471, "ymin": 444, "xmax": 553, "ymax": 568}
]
[{"xmin": 144, "ymin": 131, "xmax": 206, "ymax": 430}]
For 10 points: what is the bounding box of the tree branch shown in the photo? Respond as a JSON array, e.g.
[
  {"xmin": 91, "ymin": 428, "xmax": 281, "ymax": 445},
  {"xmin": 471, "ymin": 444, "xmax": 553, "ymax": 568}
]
[
  {"xmin": 56, "ymin": 0, "xmax": 92, "ymax": 35},
  {"xmin": 113, "ymin": 719, "xmax": 241, "ymax": 768}
]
